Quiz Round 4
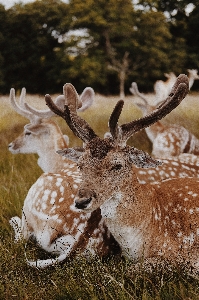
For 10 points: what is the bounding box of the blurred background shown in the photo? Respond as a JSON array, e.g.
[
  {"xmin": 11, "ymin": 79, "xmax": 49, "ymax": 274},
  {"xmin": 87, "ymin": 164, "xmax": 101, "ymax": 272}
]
[{"xmin": 0, "ymin": 0, "xmax": 198, "ymax": 96}]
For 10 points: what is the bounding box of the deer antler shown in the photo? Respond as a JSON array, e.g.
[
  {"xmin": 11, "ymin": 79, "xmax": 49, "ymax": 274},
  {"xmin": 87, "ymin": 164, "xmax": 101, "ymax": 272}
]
[
  {"xmin": 24, "ymin": 86, "xmax": 94, "ymax": 118},
  {"xmin": 119, "ymin": 74, "xmax": 189, "ymax": 143},
  {"xmin": 10, "ymin": 88, "xmax": 41, "ymax": 124},
  {"xmin": 108, "ymin": 100, "xmax": 124, "ymax": 140},
  {"xmin": 130, "ymin": 82, "xmax": 149, "ymax": 105},
  {"xmin": 46, "ymin": 75, "xmax": 188, "ymax": 147},
  {"xmin": 23, "ymin": 95, "xmax": 66, "ymax": 119},
  {"xmin": 45, "ymin": 84, "xmax": 97, "ymax": 143}
]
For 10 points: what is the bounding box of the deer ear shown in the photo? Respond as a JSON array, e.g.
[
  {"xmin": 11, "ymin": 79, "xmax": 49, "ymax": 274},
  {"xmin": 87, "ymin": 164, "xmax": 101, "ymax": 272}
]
[
  {"xmin": 57, "ymin": 147, "xmax": 84, "ymax": 162},
  {"xmin": 129, "ymin": 147, "xmax": 162, "ymax": 168}
]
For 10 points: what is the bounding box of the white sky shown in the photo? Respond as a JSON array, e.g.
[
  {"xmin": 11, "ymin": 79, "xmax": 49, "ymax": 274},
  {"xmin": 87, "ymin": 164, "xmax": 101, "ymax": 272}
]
[
  {"xmin": 0, "ymin": 0, "xmax": 69, "ymax": 9},
  {"xmin": 0, "ymin": 0, "xmax": 34, "ymax": 9}
]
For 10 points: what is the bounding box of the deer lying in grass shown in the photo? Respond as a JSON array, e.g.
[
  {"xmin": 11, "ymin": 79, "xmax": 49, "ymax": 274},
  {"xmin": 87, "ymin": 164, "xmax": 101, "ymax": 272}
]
[
  {"xmin": 9, "ymin": 86, "xmax": 120, "ymax": 268},
  {"xmin": 8, "ymin": 86, "xmax": 94, "ymax": 173},
  {"xmin": 130, "ymin": 81, "xmax": 199, "ymax": 158},
  {"xmin": 154, "ymin": 69, "xmax": 199, "ymax": 103},
  {"xmin": 134, "ymin": 154, "xmax": 199, "ymax": 184},
  {"xmin": 9, "ymin": 87, "xmax": 199, "ymax": 181},
  {"xmin": 47, "ymin": 75, "xmax": 199, "ymax": 271},
  {"xmin": 10, "ymin": 171, "xmax": 120, "ymax": 268},
  {"xmin": 9, "ymin": 82, "xmax": 199, "ymax": 269}
]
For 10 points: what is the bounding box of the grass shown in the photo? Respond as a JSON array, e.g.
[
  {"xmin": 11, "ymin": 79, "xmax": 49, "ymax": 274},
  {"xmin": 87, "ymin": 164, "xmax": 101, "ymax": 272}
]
[{"xmin": 0, "ymin": 91, "xmax": 199, "ymax": 299}]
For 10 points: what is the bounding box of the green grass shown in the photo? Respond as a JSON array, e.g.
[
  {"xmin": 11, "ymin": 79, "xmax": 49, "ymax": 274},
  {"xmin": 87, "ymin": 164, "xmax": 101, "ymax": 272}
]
[{"xmin": 0, "ymin": 92, "xmax": 199, "ymax": 299}]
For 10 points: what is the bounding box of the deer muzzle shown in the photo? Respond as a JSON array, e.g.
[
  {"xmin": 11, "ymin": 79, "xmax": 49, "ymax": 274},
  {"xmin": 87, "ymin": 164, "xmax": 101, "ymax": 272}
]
[
  {"xmin": 75, "ymin": 197, "xmax": 92, "ymax": 209},
  {"xmin": 74, "ymin": 188, "xmax": 96, "ymax": 210}
]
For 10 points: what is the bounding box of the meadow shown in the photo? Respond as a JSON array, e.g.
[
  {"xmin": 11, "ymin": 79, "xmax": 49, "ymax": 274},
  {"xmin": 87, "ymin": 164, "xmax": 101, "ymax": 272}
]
[{"xmin": 0, "ymin": 90, "xmax": 199, "ymax": 299}]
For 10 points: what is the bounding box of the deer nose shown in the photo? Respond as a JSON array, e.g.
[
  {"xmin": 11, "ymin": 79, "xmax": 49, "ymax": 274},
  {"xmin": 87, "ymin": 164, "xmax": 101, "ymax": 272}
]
[
  {"xmin": 74, "ymin": 188, "xmax": 96, "ymax": 209},
  {"xmin": 75, "ymin": 197, "xmax": 92, "ymax": 209}
]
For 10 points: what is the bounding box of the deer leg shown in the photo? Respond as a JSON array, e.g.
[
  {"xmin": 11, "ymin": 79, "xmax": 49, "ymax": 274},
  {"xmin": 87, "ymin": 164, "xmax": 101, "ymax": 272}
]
[{"xmin": 9, "ymin": 217, "xmax": 22, "ymax": 242}]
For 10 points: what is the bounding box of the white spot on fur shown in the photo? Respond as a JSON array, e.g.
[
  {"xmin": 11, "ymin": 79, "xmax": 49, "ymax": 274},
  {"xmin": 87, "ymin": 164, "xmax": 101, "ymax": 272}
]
[
  {"xmin": 51, "ymin": 191, "xmax": 57, "ymax": 198},
  {"xmin": 60, "ymin": 186, "xmax": 64, "ymax": 193}
]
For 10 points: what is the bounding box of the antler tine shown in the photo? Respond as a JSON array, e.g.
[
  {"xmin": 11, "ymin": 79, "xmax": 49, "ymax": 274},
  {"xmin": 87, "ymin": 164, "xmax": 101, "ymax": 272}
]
[
  {"xmin": 19, "ymin": 87, "xmax": 26, "ymax": 108},
  {"xmin": 45, "ymin": 88, "xmax": 97, "ymax": 143},
  {"xmin": 120, "ymin": 74, "xmax": 189, "ymax": 143},
  {"xmin": 63, "ymin": 83, "xmax": 79, "ymax": 113},
  {"xmin": 23, "ymin": 95, "xmax": 66, "ymax": 119},
  {"xmin": 108, "ymin": 100, "xmax": 124, "ymax": 140},
  {"xmin": 10, "ymin": 88, "xmax": 38, "ymax": 123},
  {"xmin": 23, "ymin": 85, "xmax": 94, "ymax": 118},
  {"xmin": 130, "ymin": 82, "xmax": 148, "ymax": 105},
  {"xmin": 63, "ymin": 84, "xmax": 97, "ymax": 142}
]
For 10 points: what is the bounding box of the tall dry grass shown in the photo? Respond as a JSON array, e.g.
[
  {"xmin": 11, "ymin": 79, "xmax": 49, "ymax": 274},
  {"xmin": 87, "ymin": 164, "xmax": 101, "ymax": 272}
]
[{"xmin": 0, "ymin": 91, "xmax": 199, "ymax": 299}]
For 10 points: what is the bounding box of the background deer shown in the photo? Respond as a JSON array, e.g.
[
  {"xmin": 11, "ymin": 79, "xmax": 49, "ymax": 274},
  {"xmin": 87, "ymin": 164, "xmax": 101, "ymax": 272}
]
[
  {"xmin": 10, "ymin": 86, "xmax": 199, "ymax": 179},
  {"xmin": 154, "ymin": 72, "xmax": 176, "ymax": 103},
  {"xmin": 154, "ymin": 69, "xmax": 199, "ymax": 103},
  {"xmin": 8, "ymin": 86, "xmax": 94, "ymax": 173},
  {"xmin": 48, "ymin": 75, "xmax": 199, "ymax": 271},
  {"xmin": 134, "ymin": 154, "xmax": 199, "ymax": 184},
  {"xmin": 130, "ymin": 81, "xmax": 199, "ymax": 158}
]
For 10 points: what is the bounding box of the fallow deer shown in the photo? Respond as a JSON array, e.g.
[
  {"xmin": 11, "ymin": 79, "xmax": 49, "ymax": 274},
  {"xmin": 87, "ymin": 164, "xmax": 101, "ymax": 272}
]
[
  {"xmin": 47, "ymin": 75, "xmax": 199, "ymax": 271},
  {"xmin": 9, "ymin": 86, "xmax": 120, "ymax": 268},
  {"xmin": 8, "ymin": 86, "xmax": 94, "ymax": 173},
  {"xmin": 9, "ymin": 87, "xmax": 199, "ymax": 180},
  {"xmin": 154, "ymin": 69, "xmax": 199, "ymax": 103},
  {"xmin": 130, "ymin": 81, "xmax": 199, "ymax": 158},
  {"xmin": 154, "ymin": 72, "xmax": 176, "ymax": 103},
  {"xmin": 10, "ymin": 171, "xmax": 120, "ymax": 268}
]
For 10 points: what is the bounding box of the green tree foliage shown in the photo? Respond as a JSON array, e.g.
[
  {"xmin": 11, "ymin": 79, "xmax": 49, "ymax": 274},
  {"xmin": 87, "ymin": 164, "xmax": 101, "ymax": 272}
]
[
  {"xmin": 68, "ymin": 0, "xmax": 182, "ymax": 92},
  {"xmin": 0, "ymin": 0, "xmax": 198, "ymax": 94},
  {"xmin": 1, "ymin": 0, "xmax": 70, "ymax": 94},
  {"xmin": 0, "ymin": 4, "xmax": 7, "ymax": 89}
]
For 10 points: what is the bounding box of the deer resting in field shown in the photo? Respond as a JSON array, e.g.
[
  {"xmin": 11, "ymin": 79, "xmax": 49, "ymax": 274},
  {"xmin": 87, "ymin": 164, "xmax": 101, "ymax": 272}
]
[
  {"xmin": 130, "ymin": 81, "xmax": 199, "ymax": 158},
  {"xmin": 154, "ymin": 69, "xmax": 199, "ymax": 103},
  {"xmin": 8, "ymin": 86, "xmax": 94, "ymax": 173},
  {"xmin": 9, "ymin": 87, "xmax": 199, "ymax": 181},
  {"xmin": 47, "ymin": 75, "xmax": 199, "ymax": 270},
  {"xmin": 9, "ymin": 86, "xmax": 120, "ymax": 268},
  {"xmin": 10, "ymin": 171, "xmax": 120, "ymax": 268}
]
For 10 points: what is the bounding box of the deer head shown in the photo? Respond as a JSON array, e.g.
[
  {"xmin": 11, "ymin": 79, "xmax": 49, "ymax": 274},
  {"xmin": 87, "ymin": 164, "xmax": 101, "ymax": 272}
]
[{"xmin": 45, "ymin": 75, "xmax": 189, "ymax": 212}]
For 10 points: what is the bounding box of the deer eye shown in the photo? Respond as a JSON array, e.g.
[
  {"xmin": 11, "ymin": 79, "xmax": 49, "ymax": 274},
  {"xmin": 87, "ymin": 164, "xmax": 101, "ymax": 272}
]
[
  {"xmin": 110, "ymin": 164, "xmax": 122, "ymax": 171},
  {"xmin": 25, "ymin": 131, "xmax": 31, "ymax": 136}
]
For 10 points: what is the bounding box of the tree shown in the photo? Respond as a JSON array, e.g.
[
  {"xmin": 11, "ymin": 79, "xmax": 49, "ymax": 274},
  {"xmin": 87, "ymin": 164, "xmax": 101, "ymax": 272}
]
[
  {"xmin": 0, "ymin": 4, "xmax": 7, "ymax": 91},
  {"xmin": 1, "ymin": 0, "xmax": 70, "ymax": 94},
  {"xmin": 68, "ymin": 0, "xmax": 177, "ymax": 95}
]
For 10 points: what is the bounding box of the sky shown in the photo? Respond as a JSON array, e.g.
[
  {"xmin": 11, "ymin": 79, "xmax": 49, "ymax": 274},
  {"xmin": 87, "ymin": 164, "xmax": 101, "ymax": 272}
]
[
  {"xmin": 0, "ymin": 0, "xmax": 68, "ymax": 9},
  {"xmin": 0, "ymin": 0, "xmax": 34, "ymax": 8}
]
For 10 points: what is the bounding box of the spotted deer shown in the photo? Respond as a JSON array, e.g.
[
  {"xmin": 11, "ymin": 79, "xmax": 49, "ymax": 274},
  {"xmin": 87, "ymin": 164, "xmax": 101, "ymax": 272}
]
[
  {"xmin": 134, "ymin": 154, "xmax": 199, "ymax": 184},
  {"xmin": 8, "ymin": 87, "xmax": 118, "ymax": 267},
  {"xmin": 10, "ymin": 171, "xmax": 120, "ymax": 268},
  {"xmin": 9, "ymin": 87, "xmax": 199, "ymax": 180},
  {"xmin": 130, "ymin": 81, "xmax": 199, "ymax": 158},
  {"xmin": 47, "ymin": 75, "xmax": 199, "ymax": 271},
  {"xmin": 9, "ymin": 86, "xmax": 120, "ymax": 268},
  {"xmin": 9, "ymin": 87, "xmax": 199, "ymax": 183},
  {"xmin": 154, "ymin": 69, "xmax": 199, "ymax": 103},
  {"xmin": 8, "ymin": 86, "xmax": 94, "ymax": 173}
]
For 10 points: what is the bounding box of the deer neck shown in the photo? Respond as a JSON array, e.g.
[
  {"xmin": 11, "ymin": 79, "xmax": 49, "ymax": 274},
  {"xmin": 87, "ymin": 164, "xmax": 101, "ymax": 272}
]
[
  {"xmin": 37, "ymin": 148, "xmax": 62, "ymax": 173},
  {"xmin": 145, "ymin": 121, "xmax": 165, "ymax": 142},
  {"xmin": 100, "ymin": 172, "xmax": 156, "ymax": 258}
]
